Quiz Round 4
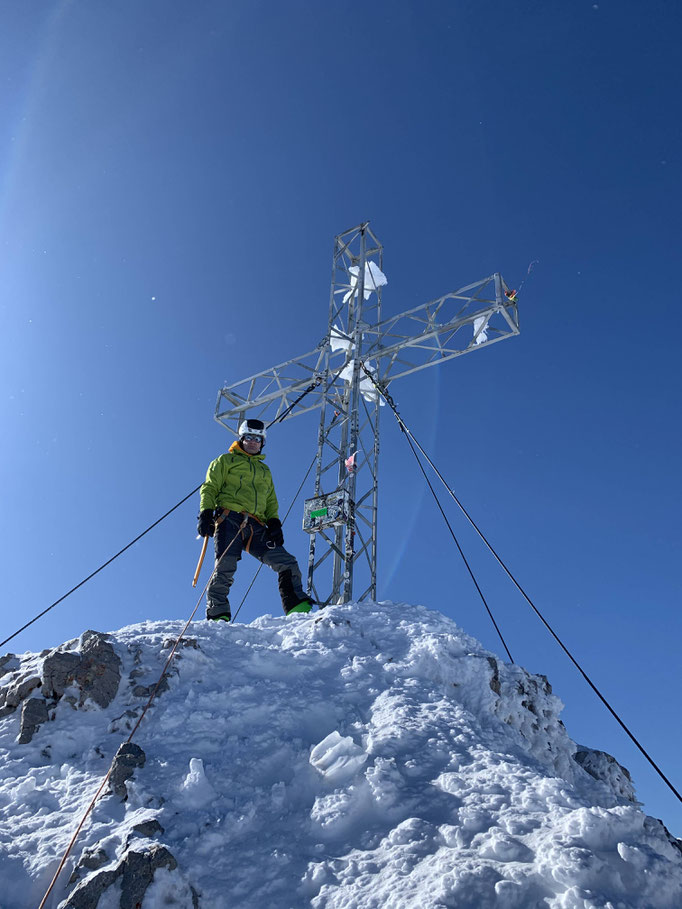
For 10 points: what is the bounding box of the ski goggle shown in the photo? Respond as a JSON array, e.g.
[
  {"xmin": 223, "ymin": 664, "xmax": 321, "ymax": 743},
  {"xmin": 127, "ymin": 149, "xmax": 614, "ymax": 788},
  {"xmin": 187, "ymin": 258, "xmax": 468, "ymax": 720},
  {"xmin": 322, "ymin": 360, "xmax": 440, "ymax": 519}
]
[{"xmin": 241, "ymin": 434, "xmax": 263, "ymax": 443}]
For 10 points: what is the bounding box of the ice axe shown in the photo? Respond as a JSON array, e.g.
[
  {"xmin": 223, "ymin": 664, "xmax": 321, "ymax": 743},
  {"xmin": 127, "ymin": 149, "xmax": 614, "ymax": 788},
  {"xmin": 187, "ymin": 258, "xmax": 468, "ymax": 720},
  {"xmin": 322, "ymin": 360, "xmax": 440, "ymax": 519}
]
[{"xmin": 192, "ymin": 535, "xmax": 209, "ymax": 587}]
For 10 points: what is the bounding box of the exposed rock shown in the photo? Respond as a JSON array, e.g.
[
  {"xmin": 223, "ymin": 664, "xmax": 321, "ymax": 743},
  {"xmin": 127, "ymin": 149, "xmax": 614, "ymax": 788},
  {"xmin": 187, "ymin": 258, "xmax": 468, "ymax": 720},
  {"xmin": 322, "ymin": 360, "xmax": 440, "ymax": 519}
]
[
  {"xmin": 79, "ymin": 631, "xmax": 122, "ymax": 707},
  {"xmin": 537, "ymin": 673, "xmax": 552, "ymax": 694},
  {"xmin": 41, "ymin": 631, "xmax": 121, "ymax": 709},
  {"xmin": 574, "ymin": 745, "xmax": 636, "ymax": 802},
  {"xmin": 18, "ymin": 697, "xmax": 49, "ymax": 744},
  {"xmin": 645, "ymin": 815, "xmax": 682, "ymax": 857},
  {"xmin": 41, "ymin": 650, "xmax": 81, "ymax": 700},
  {"xmin": 487, "ymin": 656, "xmax": 501, "ymax": 695},
  {"xmin": 132, "ymin": 675, "xmax": 169, "ymax": 699},
  {"xmin": 62, "ymin": 845, "xmax": 178, "ymax": 909},
  {"xmin": 131, "ymin": 819, "xmax": 164, "ymax": 838},
  {"xmin": 161, "ymin": 636, "xmax": 199, "ymax": 651},
  {"xmin": 2, "ymin": 675, "xmax": 42, "ymax": 710},
  {"xmin": 17, "ymin": 675, "xmax": 42, "ymax": 700},
  {"xmin": 120, "ymin": 846, "xmax": 177, "ymax": 908},
  {"xmin": 109, "ymin": 742, "xmax": 146, "ymax": 800},
  {"xmin": 62, "ymin": 867, "xmax": 119, "ymax": 909},
  {"xmin": 108, "ymin": 710, "xmax": 142, "ymax": 735},
  {"xmin": 0, "ymin": 673, "xmax": 42, "ymax": 717},
  {"xmin": 0, "ymin": 654, "xmax": 19, "ymax": 677},
  {"xmin": 68, "ymin": 847, "xmax": 110, "ymax": 884}
]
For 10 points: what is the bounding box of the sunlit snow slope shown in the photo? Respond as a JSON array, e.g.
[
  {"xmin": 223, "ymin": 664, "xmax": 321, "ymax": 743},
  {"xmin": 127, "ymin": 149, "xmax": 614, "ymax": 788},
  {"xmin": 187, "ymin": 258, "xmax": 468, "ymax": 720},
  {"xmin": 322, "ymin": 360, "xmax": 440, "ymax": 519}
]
[{"xmin": 1, "ymin": 602, "xmax": 681, "ymax": 909}]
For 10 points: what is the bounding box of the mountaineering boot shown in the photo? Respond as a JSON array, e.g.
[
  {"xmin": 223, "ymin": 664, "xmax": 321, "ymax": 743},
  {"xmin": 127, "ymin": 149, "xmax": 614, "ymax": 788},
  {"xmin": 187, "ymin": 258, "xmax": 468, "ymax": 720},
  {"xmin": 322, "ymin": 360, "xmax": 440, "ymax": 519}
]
[
  {"xmin": 206, "ymin": 600, "xmax": 232, "ymax": 623},
  {"xmin": 278, "ymin": 569, "xmax": 313, "ymax": 615},
  {"xmin": 285, "ymin": 599, "xmax": 312, "ymax": 616}
]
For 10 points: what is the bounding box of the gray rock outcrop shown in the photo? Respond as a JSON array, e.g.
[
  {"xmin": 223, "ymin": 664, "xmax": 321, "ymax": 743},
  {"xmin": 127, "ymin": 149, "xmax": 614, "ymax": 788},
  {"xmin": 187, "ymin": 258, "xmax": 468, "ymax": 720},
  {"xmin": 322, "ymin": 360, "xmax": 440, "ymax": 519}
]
[
  {"xmin": 0, "ymin": 654, "xmax": 19, "ymax": 678},
  {"xmin": 574, "ymin": 745, "xmax": 636, "ymax": 801},
  {"xmin": 42, "ymin": 631, "xmax": 121, "ymax": 709},
  {"xmin": 18, "ymin": 697, "xmax": 49, "ymax": 744},
  {"xmin": 131, "ymin": 819, "xmax": 164, "ymax": 838},
  {"xmin": 0, "ymin": 674, "xmax": 41, "ymax": 718},
  {"xmin": 109, "ymin": 742, "xmax": 146, "ymax": 800},
  {"xmin": 68, "ymin": 847, "xmax": 109, "ymax": 884},
  {"xmin": 62, "ymin": 845, "xmax": 178, "ymax": 909}
]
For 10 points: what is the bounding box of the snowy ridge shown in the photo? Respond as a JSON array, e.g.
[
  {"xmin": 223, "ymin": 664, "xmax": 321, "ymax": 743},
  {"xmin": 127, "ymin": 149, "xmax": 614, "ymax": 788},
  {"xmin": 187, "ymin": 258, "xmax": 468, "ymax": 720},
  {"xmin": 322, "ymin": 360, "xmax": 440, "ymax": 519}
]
[{"xmin": 1, "ymin": 601, "xmax": 681, "ymax": 908}]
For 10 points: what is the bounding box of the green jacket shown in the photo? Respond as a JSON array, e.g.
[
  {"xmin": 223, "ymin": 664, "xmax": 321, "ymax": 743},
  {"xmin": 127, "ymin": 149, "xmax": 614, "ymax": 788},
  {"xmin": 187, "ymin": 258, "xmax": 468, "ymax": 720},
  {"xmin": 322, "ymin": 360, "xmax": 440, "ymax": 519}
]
[{"xmin": 199, "ymin": 441, "xmax": 279, "ymax": 523}]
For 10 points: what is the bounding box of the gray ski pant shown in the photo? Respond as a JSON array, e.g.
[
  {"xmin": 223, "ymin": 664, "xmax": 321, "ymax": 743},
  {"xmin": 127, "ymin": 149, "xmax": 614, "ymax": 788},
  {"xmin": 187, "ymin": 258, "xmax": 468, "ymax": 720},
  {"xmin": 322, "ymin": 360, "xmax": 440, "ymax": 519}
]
[{"xmin": 206, "ymin": 511, "xmax": 307, "ymax": 618}]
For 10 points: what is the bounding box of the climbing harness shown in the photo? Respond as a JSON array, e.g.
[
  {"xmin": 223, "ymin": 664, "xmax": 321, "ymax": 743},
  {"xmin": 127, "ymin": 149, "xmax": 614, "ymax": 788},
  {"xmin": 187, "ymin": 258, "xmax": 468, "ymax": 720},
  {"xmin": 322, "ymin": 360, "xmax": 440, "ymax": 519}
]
[
  {"xmin": 3, "ymin": 373, "xmax": 332, "ymax": 650},
  {"xmin": 230, "ymin": 450, "xmax": 318, "ymax": 623}
]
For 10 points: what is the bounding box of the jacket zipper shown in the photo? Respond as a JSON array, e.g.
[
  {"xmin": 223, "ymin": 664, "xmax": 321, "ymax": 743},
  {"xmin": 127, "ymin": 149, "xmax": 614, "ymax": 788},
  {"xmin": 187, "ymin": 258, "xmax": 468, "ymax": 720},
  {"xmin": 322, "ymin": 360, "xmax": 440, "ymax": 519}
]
[{"xmin": 250, "ymin": 458, "xmax": 258, "ymax": 514}]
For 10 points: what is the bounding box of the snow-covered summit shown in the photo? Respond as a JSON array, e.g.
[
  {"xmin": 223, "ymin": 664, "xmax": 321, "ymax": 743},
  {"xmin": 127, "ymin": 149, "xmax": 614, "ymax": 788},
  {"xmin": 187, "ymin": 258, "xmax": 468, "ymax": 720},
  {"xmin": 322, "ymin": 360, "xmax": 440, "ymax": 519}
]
[{"xmin": 1, "ymin": 602, "xmax": 681, "ymax": 908}]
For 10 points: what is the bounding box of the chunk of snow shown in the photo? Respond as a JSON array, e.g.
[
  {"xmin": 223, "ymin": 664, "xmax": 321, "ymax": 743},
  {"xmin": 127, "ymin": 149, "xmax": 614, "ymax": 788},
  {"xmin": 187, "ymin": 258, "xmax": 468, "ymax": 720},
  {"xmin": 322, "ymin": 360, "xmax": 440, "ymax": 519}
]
[
  {"xmin": 341, "ymin": 261, "xmax": 388, "ymax": 303},
  {"xmin": 330, "ymin": 324, "xmax": 352, "ymax": 352},
  {"xmin": 310, "ymin": 731, "xmax": 368, "ymax": 782},
  {"xmin": 179, "ymin": 757, "xmax": 216, "ymax": 808},
  {"xmin": 338, "ymin": 360, "xmax": 385, "ymax": 405},
  {"xmin": 473, "ymin": 315, "xmax": 489, "ymax": 344}
]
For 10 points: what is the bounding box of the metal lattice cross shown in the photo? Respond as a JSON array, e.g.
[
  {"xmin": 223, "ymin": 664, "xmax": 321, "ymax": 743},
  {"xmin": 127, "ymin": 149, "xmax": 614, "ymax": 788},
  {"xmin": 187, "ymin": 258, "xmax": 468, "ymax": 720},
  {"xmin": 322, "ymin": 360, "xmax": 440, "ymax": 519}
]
[{"xmin": 214, "ymin": 223, "xmax": 519, "ymax": 606}]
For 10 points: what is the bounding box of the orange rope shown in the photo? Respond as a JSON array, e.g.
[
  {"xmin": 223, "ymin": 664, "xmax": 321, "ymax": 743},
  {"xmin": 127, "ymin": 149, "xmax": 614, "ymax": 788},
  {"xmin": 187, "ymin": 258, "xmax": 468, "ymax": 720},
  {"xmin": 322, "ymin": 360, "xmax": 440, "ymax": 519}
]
[{"xmin": 37, "ymin": 516, "xmax": 247, "ymax": 909}]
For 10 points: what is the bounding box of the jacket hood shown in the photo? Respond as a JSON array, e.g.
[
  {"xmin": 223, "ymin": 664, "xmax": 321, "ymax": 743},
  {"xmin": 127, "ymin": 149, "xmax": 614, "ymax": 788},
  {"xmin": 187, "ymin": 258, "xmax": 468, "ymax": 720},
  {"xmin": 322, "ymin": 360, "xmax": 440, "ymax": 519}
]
[{"xmin": 229, "ymin": 440, "xmax": 266, "ymax": 461}]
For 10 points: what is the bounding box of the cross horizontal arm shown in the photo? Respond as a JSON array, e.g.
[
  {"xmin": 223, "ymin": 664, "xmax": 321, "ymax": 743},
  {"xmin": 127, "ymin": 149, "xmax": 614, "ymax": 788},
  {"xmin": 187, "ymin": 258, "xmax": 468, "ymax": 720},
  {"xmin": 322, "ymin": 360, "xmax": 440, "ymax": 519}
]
[
  {"xmin": 215, "ymin": 275, "xmax": 518, "ymax": 430},
  {"xmin": 364, "ymin": 274, "xmax": 519, "ymax": 384},
  {"xmin": 215, "ymin": 347, "xmax": 346, "ymax": 432}
]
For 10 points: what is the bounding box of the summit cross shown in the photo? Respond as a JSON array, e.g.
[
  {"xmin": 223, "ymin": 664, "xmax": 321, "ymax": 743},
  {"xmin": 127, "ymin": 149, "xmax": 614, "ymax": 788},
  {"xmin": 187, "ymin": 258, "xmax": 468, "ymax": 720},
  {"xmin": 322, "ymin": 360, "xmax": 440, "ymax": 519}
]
[{"xmin": 214, "ymin": 222, "xmax": 520, "ymax": 606}]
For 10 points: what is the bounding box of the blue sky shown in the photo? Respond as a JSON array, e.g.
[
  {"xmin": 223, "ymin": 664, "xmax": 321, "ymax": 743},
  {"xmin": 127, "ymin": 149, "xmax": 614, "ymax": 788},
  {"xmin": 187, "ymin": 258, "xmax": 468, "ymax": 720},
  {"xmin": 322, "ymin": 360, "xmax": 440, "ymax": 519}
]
[{"xmin": 1, "ymin": 0, "xmax": 681, "ymax": 833}]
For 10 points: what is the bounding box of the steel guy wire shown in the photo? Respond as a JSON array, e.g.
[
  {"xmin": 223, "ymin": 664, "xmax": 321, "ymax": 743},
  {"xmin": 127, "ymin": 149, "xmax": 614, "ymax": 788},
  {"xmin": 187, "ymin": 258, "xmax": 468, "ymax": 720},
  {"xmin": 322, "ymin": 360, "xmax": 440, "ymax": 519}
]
[
  {"xmin": 0, "ymin": 484, "xmax": 202, "ymax": 650},
  {"xmin": 2, "ymin": 374, "xmax": 330, "ymax": 649},
  {"xmin": 360, "ymin": 361, "xmax": 682, "ymax": 807}
]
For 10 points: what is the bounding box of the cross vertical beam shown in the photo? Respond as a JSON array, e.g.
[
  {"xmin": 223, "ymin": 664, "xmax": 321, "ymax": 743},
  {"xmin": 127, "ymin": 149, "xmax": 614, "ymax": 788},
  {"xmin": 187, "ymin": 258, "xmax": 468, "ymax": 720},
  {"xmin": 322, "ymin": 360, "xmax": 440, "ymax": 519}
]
[
  {"xmin": 212, "ymin": 222, "xmax": 519, "ymax": 608},
  {"xmin": 307, "ymin": 223, "xmax": 384, "ymax": 605}
]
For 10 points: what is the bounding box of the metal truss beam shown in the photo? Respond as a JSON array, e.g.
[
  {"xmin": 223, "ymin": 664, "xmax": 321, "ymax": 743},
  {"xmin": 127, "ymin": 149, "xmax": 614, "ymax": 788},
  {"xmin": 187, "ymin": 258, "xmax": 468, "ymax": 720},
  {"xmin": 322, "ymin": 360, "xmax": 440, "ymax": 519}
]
[{"xmin": 213, "ymin": 224, "xmax": 520, "ymax": 606}]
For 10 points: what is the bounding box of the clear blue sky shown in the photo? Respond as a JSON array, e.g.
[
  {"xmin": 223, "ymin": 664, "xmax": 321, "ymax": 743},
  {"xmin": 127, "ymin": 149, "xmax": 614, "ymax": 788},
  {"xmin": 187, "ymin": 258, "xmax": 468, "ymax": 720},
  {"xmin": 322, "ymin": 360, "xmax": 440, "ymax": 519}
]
[{"xmin": 2, "ymin": 1, "xmax": 681, "ymax": 834}]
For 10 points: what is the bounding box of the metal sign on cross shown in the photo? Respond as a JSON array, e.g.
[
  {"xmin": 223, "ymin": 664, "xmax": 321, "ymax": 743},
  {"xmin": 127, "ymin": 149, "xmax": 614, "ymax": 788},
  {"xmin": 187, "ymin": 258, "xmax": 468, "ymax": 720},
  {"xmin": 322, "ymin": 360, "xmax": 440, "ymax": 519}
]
[{"xmin": 214, "ymin": 222, "xmax": 520, "ymax": 607}]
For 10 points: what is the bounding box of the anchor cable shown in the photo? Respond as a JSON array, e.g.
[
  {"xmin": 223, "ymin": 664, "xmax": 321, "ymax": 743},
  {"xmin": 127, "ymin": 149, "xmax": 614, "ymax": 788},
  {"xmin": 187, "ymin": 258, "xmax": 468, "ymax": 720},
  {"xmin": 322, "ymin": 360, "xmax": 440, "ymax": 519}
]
[
  {"xmin": 401, "ymin": 425, "xmax": 514, "ymax": 663},
  {"xmin": 0, "ymin": 485, "xmax": 202, "ymax": 650},
  {"xmin": 361, "ymin": 362, "xmax": 682, "ymax": 806},
  {"xmin": 3, "ymin": 372, "xmax": 331, "ymax": 650}
]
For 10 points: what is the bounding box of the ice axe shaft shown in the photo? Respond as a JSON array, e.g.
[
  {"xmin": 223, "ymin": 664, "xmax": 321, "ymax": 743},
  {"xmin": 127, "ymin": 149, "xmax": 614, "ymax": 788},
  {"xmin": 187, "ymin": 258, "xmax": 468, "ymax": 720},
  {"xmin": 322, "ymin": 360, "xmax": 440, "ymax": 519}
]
[{"xmin": 192, "ymin": 536, "xmax": 209, "ymax": 587}]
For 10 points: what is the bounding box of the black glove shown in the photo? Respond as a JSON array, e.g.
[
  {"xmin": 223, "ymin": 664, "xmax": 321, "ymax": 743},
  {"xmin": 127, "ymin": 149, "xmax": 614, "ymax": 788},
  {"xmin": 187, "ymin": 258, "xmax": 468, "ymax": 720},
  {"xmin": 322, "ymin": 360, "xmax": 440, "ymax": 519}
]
[
  {"xmin": 265, "ymin": 517, "xmax": 284, "ymax": 547},
  {"xmin": 197, "ymin": 509, "xmax": 215, "ymax": 538}
]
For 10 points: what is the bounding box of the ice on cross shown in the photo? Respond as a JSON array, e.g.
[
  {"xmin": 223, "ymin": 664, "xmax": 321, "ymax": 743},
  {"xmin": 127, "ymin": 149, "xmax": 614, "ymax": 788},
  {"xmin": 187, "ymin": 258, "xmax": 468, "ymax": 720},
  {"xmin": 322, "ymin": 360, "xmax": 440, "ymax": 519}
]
[
  {"xmin": 330, "ymin": 325, "xmax": 352, "ymax": 352},
  {"xmin": 474, "ymin": 314, "xmax": 489, "ymax": 344},
  {"xmin": 212, "ymin": 223, "xmax": 520, "ymax": 606},
  {"xmin": 339, "ymin": 261, "xmax": 388, "ymax": 304},
  {"xmin": 338, "ymin": 359, "xmax": 385, "ymax": 405}
]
